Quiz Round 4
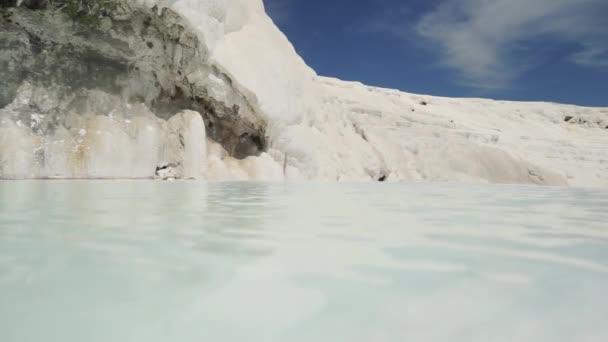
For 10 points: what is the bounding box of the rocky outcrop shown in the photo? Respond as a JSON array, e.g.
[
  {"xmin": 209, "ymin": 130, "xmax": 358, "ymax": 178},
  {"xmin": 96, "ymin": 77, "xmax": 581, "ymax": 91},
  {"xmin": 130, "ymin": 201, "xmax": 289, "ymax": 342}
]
[
  {"xmin": 157, "ymin": 110, "xmax": 207, "ymax": 180},
  {"xmin": 0, "ymin": 2, "xmax": 267, "ymax": 179},
  {"xmin": 0, "ymin": 82, "xmax": 208, "ymax": 179}
]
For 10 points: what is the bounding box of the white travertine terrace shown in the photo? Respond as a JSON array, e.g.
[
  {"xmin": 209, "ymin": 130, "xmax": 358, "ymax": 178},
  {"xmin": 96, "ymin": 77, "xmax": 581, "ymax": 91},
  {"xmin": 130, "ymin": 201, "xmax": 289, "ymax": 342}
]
[{"xmin": 1, "ymin": 0, "xmax": 607, "ymax": 186}]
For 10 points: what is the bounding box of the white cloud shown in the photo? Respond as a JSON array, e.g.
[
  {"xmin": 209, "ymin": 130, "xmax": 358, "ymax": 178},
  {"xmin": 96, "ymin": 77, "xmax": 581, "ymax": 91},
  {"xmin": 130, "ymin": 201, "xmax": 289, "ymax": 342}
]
[{"xmin": 415, "ymin": 0, "xmax": 608, "ymax": 88}]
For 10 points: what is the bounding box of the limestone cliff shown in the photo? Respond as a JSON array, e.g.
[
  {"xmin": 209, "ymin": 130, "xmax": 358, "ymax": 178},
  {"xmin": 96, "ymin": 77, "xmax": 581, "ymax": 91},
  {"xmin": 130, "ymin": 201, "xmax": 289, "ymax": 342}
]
[
  {"xmin": 1, "ymin": 0, "xmax": 607, "ymax": 185},
  {"xmin": 0, "ymin": 1, "xmax": 266, "ymax": 179}
]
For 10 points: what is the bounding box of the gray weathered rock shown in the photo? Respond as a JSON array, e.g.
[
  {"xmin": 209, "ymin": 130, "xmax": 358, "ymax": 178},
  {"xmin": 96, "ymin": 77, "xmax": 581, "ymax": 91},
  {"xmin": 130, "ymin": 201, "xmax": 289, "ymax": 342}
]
[{"xmin": 0, "ymin": 3, "xmax": 266, "ymax": 161}]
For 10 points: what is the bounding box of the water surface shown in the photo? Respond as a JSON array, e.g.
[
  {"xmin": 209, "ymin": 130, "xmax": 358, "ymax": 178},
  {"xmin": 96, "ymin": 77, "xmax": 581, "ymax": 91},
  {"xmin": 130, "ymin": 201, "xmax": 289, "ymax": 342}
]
[{"xmin": 1, "ymin": 181, "xmax": 607, "ymax": 341}]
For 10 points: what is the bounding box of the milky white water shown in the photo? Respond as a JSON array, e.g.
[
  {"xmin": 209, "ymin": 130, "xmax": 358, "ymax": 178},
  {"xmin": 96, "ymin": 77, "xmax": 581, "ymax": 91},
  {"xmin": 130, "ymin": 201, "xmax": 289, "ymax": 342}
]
[{"xmin": 0, "ymin": 181, "xmax": 607, "ymax": 341}]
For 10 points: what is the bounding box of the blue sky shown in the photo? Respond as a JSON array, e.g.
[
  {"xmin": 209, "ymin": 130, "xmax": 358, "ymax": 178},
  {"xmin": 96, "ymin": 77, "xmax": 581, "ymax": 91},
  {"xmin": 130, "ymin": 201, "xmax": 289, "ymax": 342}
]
[{"xmin": 263, "ymin": 0, "xmax": 608, "ymax": 106}]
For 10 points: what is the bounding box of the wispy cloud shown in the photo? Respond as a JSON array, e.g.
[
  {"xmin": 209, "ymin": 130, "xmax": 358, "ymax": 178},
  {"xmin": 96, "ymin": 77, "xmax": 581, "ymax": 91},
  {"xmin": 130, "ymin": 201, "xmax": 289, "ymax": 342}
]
[{"xmin": 414, "ymin": 0, "xmax": 608, "ymax": 89}]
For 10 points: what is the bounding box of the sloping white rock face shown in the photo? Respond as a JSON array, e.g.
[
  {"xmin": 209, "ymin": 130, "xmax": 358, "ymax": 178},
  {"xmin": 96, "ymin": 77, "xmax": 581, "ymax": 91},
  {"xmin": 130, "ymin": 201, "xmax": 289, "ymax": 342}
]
[
  {"xmin": 1, "ymin": 0, "xmax": 607, "ymax": 186},
  {"xmin": 311, "ymin": 78, "xmax": 608, "ymax": 186},
  {"xmin": 188, "ymin": 0, "xmax": 607, "ymax": 186}
]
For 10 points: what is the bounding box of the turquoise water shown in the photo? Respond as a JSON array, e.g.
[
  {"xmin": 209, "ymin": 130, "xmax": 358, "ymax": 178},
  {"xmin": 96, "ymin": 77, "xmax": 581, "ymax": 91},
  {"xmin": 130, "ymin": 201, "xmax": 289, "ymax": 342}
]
[{"xmin": 0, "ymin": 181, "xmax": 607, "ymax": 341}]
